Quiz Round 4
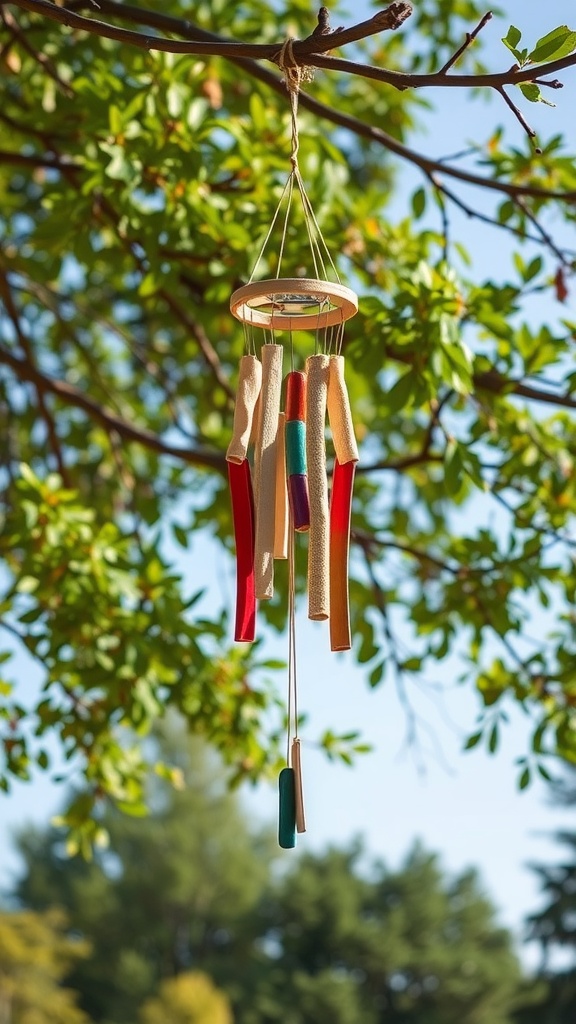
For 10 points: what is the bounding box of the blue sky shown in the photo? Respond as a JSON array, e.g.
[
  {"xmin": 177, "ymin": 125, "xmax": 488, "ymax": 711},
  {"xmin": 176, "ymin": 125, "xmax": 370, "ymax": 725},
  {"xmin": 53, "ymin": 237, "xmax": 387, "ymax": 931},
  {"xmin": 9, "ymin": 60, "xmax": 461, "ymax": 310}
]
[{"xmin": 2, "ymin": 0, "xmax": 576, "ymax": 970}]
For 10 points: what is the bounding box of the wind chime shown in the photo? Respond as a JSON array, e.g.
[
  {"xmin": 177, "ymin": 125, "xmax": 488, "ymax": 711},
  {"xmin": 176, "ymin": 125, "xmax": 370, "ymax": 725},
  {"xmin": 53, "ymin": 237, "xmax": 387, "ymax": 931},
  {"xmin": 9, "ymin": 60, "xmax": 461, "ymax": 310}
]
[{"xmin": 225, "ymin": 42, "xmax": 359, "ymax": 848}]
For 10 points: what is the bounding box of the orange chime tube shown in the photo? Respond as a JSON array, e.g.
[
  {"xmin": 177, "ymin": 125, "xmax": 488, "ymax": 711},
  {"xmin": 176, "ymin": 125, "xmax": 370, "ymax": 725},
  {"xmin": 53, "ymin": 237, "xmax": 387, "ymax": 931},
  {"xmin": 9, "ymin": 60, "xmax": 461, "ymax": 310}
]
[
  {"xmin": 327, "ymin": 355, "xmax": 359, "ymax": 652},
  {"xmin": 254, "ymin": 344, "xmax": 283, "ymax": 600},
  {"xmin": 226, "ymin": 354, "xmax": 262, "ymax": 643},
  {"xmin": 306, "ymin": 353, "xmax": 330, "ymax": 620}
]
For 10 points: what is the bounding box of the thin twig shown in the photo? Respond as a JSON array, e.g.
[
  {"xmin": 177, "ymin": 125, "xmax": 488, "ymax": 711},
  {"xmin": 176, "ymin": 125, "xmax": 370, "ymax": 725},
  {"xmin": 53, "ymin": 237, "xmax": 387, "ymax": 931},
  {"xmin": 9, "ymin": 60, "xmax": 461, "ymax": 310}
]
[
  {"xmin": 356, "ymin": 451, "xmax": 443, "ymax": 474},
  {"xmin": 0, "ymin": 4, "xmax": 74, "ymax": 95},
  {"xmin": 514, "ymin": 196, "xmax": 573, "ymax": 267},
  {"xmin": 497, "ymin": 86, "xmax": 539, "ymax": 148},
  {"xmin": 360, "ymin": 544, "xmax": 425, "ymax": 772},
  {"xmin": 428, "ymin": 172, "xmax": 576, "ymax": 261},
  {"xmin": 438, "ymin": 10, "xmax": 493, "ymax": 75}
]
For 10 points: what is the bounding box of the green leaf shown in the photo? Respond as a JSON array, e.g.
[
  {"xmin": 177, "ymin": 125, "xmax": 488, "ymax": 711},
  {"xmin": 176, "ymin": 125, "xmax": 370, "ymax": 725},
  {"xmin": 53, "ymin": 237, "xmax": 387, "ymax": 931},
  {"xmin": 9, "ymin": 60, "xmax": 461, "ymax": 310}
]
[
  {"xmin": 172, "ymin": 524, "xmax": 189, "ymax": 549},
  {"xmin": 488, "ymin": 723, "xmax": 499, "ymax": 754},
  {"xmin": 537, "ymin": 762, "xmax": 553, "ymax": 782},
  {"xmin": 386, "ymin": 371, "xmax": 415, "ymax": 413},
  {"xmin": 518, "ymin": 765, "xmax": 531, "ymax": 790},
  {"xmin": 529, "ymin": 26, "xmax": 576, "ymax": 64},
  {"xmin": 411, "ymin": 187, "xmax": 426, "ymax": 220},
  {"xmin": 368, "ymin": 661, "xmax": 384, "ymax": 688},
  {"xmin": 519, "ymin": 82, "xmax": 541, "ymax": 103},
  {"xmin": 464, "ymin": 731, "xmax": 483, "ymax": 750},
  {"xmin": 501, "ymin": 26, "xmax": 524, "ymax": 63},
  {"xmin": 503, "ymin": 25, "xmax": 522, "ymax": 51},
  {"xmin": 444, "ymin": 440, "xmax": 463, "ymax": 496}
]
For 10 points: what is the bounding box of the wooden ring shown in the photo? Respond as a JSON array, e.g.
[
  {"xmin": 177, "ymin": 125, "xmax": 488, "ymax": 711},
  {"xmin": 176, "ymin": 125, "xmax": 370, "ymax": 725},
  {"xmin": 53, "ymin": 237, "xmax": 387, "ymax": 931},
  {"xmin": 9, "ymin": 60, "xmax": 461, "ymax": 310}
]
[{"xmin": 230, "ymin": 278, "xmax": 358, "ymax": 331}]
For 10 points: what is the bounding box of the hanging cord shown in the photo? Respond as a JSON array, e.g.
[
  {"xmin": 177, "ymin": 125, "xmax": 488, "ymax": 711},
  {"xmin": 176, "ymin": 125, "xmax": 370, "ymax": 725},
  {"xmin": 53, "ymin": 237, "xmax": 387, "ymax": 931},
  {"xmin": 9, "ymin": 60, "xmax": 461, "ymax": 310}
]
[
  {"xmin": 248, "ymin": 174, "xmax": 293, "ymax": 284},
  {"xmin": 286, "ymin": 510, "xmax": 299, "ymax": 764},
  {"xmin": 247, "ymin": 37, "xmax": 339, "ymax": 293},
  {"xmin": 277, "ymin": 38, "xmax": 336, "ymax": 285}
]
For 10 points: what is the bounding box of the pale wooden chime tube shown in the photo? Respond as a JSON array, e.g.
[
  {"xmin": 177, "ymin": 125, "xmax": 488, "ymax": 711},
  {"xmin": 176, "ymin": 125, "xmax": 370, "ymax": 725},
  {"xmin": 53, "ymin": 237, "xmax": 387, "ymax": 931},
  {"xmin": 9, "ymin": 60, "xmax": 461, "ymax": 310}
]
[
  {"xmin": 305, "ymin": 353, "xmax": 330, "ymax": 620},
  {"xmin": 327, "ymin": 355, "xmax": 359, "ymax": 652},
  {"xmin": 254, "ymin": 343, "xmax": 283, "ymax": 599},
  {"xmin": 250, "ymin": 391, "xmax": 262, "ymax": 510},
  {"xmin": 327, "ymin": 355, "xmax": 359, "ymax": 466},
  {"xmin": 226, "ymin": 354, "xmax": 263, "ymax": 464},
  {"xmin": 274, "ymin": 412, "xmax": 289, "ymax": 559},
  {"xmin": 291, "ymin": 737, "xmax": 306, "ymax": 833}
]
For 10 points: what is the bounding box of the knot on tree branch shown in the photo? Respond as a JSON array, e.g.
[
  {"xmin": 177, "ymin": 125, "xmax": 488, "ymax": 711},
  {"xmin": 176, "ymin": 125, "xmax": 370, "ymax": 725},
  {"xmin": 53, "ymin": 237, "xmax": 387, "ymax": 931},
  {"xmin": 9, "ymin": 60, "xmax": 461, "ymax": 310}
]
[{"xmin": 372, "ymin": 2, "xmax": 414, "ymax": 32}]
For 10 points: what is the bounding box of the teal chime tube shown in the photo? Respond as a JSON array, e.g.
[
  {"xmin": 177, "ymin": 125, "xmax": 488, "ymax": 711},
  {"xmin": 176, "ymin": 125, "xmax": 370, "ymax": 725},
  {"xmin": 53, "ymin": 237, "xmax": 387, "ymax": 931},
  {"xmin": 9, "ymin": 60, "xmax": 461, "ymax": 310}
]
[{"xmin": 278, "ymin": 767, "xmax": 297, "ymax": 849}]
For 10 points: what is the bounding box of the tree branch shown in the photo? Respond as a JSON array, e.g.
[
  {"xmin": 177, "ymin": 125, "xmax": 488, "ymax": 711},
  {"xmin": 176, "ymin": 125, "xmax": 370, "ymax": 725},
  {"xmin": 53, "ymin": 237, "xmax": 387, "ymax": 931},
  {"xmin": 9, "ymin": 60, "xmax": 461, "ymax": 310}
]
[
  {"xmin": 0, "ymin": 148, "xmax": 80, "ymax": 170},
  {"xmin": 0, "ymin": 342, "xmax": 226, "ymax": 473},
  {"xmin": 0, "ymin": 268, "xmax": 70, "ymax": 484},
  {"xmin": 474, "ymin": 369, "xmax": 576, "ymax": 412},
  {"xmin": 12, "ymin": 0, "xmax": 576, "ymax": 94},
  {"xmin": 6, "ymin": 0, "xmax": 413, "ymax": 60},
  {"xmin": 44, "ymin": 0, "xmax": 576, "ymax": 204}
]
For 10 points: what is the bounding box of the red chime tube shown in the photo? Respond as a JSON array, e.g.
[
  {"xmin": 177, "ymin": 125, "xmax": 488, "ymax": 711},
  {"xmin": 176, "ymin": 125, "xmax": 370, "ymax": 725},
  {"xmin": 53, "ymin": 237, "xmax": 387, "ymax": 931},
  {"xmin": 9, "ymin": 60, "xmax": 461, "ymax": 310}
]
[
  {"xmin": 327, "ymin": 356, "xmax": 359, "ymax": 652},
  {"xmin": 228, "ymin": 459, "xmax": 256, "ymax": 643},
  {"xmin": 227, "ymin": 354, "xmax": 262, "ymax": 643},
  {"xmin": 306, "ymin": 354, "xmax": 330, "ymax": 621},
  {"xmin": 329, "ymin": 460, "xmax": 356, "ymax": 652}
]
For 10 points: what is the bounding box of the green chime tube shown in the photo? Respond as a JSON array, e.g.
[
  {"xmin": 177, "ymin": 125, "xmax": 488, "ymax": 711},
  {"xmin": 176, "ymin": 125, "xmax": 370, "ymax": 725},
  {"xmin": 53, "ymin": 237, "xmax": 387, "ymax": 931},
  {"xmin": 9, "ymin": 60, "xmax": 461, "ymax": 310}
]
[{"xmin": 278, "ymin": 767, "xmax": 297, "ymax": 849}]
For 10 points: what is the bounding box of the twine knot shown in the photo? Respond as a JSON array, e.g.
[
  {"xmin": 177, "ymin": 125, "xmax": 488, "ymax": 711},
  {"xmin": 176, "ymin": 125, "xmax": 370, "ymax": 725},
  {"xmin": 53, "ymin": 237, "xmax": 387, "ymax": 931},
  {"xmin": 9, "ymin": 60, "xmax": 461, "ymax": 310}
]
[{"xmin": 276, "ymin": 37, "xmax": 315, "ymax": 92}]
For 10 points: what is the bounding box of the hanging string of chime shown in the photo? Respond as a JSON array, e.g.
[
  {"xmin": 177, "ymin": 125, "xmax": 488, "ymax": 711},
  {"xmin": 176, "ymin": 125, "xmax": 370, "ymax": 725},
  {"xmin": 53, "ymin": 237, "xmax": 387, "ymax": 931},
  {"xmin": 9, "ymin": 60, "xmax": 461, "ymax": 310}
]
[{"xmin": 226, "ymin": 38, "xmax": 359, "ymax": 848}]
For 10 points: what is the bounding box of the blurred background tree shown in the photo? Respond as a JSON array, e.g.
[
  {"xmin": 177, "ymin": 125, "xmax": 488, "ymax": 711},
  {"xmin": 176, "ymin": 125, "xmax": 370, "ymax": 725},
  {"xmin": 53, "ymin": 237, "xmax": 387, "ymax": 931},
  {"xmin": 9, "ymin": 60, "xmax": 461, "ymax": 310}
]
[
  {"xmin": 6, "ymin": 730, "xmax": 547, "ymax": 1024},
  {"xmin": 138, "ymin": 972, "xmax": 233, "ymax": 1024},
  {"xmin": 514, "ymin": 771, "xmax": 576, "ymax": 1024},
  {"xmin": 0, "ymin": 906, "xmax": 90, "ymax": 1024}
]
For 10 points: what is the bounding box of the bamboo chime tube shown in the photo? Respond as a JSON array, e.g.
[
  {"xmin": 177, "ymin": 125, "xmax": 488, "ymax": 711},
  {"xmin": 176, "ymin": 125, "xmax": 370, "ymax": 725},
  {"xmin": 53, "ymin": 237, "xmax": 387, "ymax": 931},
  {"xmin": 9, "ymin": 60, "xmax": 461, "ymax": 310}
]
[
  {"xmin": 291, "ymin": 737, "xmax": 306, "ymax": 834},
  {"xmin": 226, "ymin": 355, "xmax": 262, "ymax": 644},
  {"xmin": 327, "ymin": 356, "xmax": 359, "ymax": 652},
  {"xmin": 250, "ymin": 391, "xmax": 262, "ymax": 510},
  {"xmin": 226, "ymin": 355, "xmax": 263, "ymax": 464},
  {"xmin": 306, "ymin": 353, "xmax": 330, "ymax": 620},
  {"xmin": 254, "ymin": 344, "xmax": 283, "ymax": 600},
  {"xmin": 285, "ymin": 371, "xmax": 310, "ymax": 532},
  {"xmin": 327, "ymin": 355, "xmax": 359, "ymax": 466}
]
